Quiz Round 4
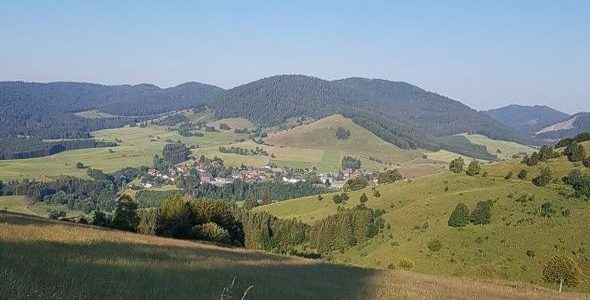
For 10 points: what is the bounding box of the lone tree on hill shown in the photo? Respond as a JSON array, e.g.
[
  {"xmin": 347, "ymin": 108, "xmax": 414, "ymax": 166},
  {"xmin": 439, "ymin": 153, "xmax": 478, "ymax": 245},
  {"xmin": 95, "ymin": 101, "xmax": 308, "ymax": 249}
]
[
  {"xmin": 465, "ymin": 160, "xmax": 481, "ymax": 176},
  {"xmin": 449, "ymin": 157, "xmax": 465, "ymax": 173},
  {"xmin": 111, "ymin": 195, "xmax": 139, "ymax": 232},
  {"xmin": 448, "ymin": 202, "xmax": 470, "ymax": 227},
  {"xmin": 543, "ymin": 255, "xmax": 582, "ymax": 292}
]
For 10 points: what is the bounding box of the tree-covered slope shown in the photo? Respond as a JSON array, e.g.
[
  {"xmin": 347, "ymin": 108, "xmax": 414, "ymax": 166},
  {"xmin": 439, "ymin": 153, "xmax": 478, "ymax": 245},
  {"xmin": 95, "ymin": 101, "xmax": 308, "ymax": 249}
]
[
  {"xmin": 485, "ymin": 105, "xmax": 570, "ymax": 133},
  {"xmin": 210, "ymin": 75, "xmax": 534, "ymax": 151},
  {"xmin": 0, "ymin": 81, "xmax": 223, "ymax": 139}
]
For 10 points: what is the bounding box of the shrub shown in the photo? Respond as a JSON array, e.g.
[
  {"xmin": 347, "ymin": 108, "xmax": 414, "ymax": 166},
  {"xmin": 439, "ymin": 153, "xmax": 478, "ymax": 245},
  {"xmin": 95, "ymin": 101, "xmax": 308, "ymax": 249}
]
[
  {"xmin": 359, "ymin": 193, "xmax": 368, "ymax": 203},
  {"xmin": 470, "ymin": 200, "xmax": 493, "ymax": 225},
  {"xmin": 332, "ymin": 193, "xmax": 349, "ymax": 204},
  {"xmin": 504, "ymin": 171, "xmax": 513, "ymax": 180},
  {"xmin": 465, "ymin": 161, "xmax": 481, "ymax": 176},
  {"xmin": 542, "ymin": 255, "xmax": 582, "ymax": 291},
  {"xmin": 448, "ymin": 203, "xmax": 470, "ymax": 227},
  {"xmin": 48, "ymin": 210, "xmax": 66, "ymax": 220},
  {"xmin": 344, "ymin": 177, "xmax": 368, "ymax": 191},
  {"xmin": 137, "ymin": 208, "xmax": 158, "ymax": 235},
  {"xmin": 526, "ymin": 249, "xmax": 535, "ymax": 258},
  {"xmin": 449, "ymin": 157, "xmax": 464, "ymax": 173},
  {"xmin": 540, "ymin": 202, "xmax": 555, "ymax": 218},
  {"xmin": 517, "ymin": 169, "xmax": 528, "ymax": 180},
  {"xmin": 372, "ymin": 189, "xmax": 381, "ymax": 197},
  {"xmin": 398, "ymin": 260, "xmax": 413, "ymax": 270},
  {"xmin": 532, "ymin": 167, "xmax": 552, "ymax": 186},
  {"xmin": 377, "ymin": 169, "xmax": 403, "ymax": 184},
  {"xmin": 427, "ymin": 239, "xmax": 442, "ymax": 252},
  {"xmin": 192, "ymin": 222, "xmax": 231, "ymax": 244}
]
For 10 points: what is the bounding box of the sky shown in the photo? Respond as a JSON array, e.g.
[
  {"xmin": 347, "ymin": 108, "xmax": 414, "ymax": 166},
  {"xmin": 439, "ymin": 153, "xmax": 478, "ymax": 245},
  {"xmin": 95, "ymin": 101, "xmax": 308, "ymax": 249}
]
[{"xmin": 1, "ymin": 0, "xmax": 589, "ymax": 113}]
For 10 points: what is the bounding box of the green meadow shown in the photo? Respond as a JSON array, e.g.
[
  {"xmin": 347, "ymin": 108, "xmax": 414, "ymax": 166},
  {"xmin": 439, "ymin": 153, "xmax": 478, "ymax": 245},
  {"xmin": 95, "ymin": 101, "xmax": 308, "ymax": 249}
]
[
  {"xmin": 258, "ymin": 143, "xmax": 590, "ymax": 293},
  {"xmin": 0, "ymin": 213, "xmax": 581, "ymax": 300}
]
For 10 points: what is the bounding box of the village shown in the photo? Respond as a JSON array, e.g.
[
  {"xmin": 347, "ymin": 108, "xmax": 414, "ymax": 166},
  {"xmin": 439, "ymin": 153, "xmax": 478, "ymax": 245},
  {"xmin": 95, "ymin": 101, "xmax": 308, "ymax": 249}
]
[{"xmin": 140, "ymin": 159, "xmax": 381, "ymax": 190}]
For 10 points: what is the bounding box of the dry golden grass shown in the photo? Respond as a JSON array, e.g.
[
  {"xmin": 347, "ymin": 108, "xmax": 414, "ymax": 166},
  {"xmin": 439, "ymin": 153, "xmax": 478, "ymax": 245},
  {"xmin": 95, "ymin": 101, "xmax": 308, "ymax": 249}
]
[{"xmin": 1, "ymin": 212, "xmax": 586, "ymax": 300}]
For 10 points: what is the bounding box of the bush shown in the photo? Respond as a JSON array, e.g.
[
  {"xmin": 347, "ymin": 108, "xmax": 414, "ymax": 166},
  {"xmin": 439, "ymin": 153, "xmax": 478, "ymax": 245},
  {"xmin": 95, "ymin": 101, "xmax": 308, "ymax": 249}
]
[
  {"xmin": 526, "ymin": 249, "xmax": 535, "ymax": 258},
  {"xmin": 332, "ymin": 193, "xmax": 349, "ymax": 204},
  {"xmin": 449, "ymin": 157, "xmax": 464, "ymax": 173},
  {"xmin": 532, "ymin": 167, "xmax": 552, "ymax": 186},
  {"xmin": 427, "ymin": 239, "xmax": 442, "ymax": 252},
  {"xmin": 377, "ymin": 169, "xmax": 403, "ymax": 184},
  {"xmin": 192, "ymin": 222, "xmax": 231, "ymax": 244},
  {"xmin": 465, "ymin": 161, "xmax": 481, "ymax": 176},
  {"xmin": 470, "ymin": 200, "xmax": 493, "ymax": 225},
  {"xmin": 48, "ymin": 210, "xmax": 66, "ymax": 220},
  {"xmin": 398, "ymin": 260, "xmax": 413, "ymax": 270},
  {"xmin": 137, "ymin": 208, "xmax": 158, "ymax": 235},
  {"xmin": 504, "ymin": 171, "xmax": 513, "ymax": 180},
  {"xmin": 372, "ymin": 189, "xmax": 381, "ymax": 197},
  {"xmin": 543, "ymin": 255, "xmax": 582, "ymax": 291},
  {"xmin": 517, "ymin": 169, "xmax": 528, "ymax": 180},
  {"xmin": 448, "ymin": 203, "xmax": 470, "ymax": 227},
  {"xmin": 344, "ymin": 177, "xmax": 368, "ymax": 191},
  {"xmin": 359, "ymin": 193, "xmax": 368, "ymax": 203},
  {"xmin": 540, "ymin": 202, "xmax": 555, "ymax": 218}
]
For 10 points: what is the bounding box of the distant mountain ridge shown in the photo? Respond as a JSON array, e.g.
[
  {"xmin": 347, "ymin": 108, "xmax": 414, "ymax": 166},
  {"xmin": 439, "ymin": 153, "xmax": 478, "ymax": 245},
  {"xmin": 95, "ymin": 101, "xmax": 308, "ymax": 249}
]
[
  {"xmin": 210, "ymin": 75, "xmax": 535, "ymax": 151},
  {"xmin": 535, "ymin": 112, "xmax": 590, "ymax": 140},
  {"xmin": 484, "ymin": 104, "xmax": 569, "ymax": 133},
  {"xmin": 0, "ymin": 81, "xmax": 223, "ymax": 139},
  {"xmin": 1, "ymin": 76, "xmax": 536, "ymax": 159}
]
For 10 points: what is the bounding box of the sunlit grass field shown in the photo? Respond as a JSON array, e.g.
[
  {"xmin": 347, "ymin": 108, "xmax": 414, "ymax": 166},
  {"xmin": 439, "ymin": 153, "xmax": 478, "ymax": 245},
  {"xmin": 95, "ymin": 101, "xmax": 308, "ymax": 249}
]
[
  {"xmin": 0, "ymin": 196, "xmax": 83, "ymax": 218},
  {"xmin": 258, "ymin": 148, "xmax": 590, "ymax": 293},
  {"xmin": 0, "ymin": 213, "xmax": 581, "ymax": 300}
]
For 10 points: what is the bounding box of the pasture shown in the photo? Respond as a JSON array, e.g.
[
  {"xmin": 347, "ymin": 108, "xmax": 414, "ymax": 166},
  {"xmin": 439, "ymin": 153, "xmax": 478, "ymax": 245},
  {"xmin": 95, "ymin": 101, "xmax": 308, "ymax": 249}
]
[{"xmin": 0, "ymin": 212, "xmax": 581, "ymax": 300}]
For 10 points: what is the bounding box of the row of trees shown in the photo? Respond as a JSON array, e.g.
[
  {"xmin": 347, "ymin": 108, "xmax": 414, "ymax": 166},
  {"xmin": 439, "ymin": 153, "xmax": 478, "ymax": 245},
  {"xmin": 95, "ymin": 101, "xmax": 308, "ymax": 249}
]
[{"xmin": 448, "ymin": 200, "xmax": 493, "ymax": 227}]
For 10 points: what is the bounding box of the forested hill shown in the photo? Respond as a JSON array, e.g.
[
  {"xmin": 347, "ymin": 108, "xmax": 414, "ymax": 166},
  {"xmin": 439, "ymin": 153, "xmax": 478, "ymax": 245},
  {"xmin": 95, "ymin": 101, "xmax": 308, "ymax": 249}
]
[
  {"xmin": 485, "ymin": 104, "xmax": 570, "ymax": 133},
  {"xmin": 210, "ymin": 75, "xmax": 535, "ymax": 149},
  {"xmin": 0, "ymin": 81, "xmax": 223, "ymax": 139}
]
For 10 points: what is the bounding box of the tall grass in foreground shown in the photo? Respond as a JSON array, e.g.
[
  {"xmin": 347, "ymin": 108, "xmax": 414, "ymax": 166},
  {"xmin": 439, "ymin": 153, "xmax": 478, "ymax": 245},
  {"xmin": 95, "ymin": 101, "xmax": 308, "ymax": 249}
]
[{"xmin": 0, "ymin": 213, "xmax": 585, "ymax": 299}]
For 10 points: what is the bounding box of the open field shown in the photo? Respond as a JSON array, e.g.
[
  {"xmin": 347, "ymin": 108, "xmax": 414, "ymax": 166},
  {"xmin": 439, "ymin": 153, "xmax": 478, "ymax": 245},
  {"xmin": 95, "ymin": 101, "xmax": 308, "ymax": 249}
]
[
  {"xmin": 74, "ymin": 110, "xmax": 121, "ymax": 119},
  {"xmin": 266, "ymin": 115, "xmax": 423, "ymax": 168},
  {"xmin": 258, "ymin": 147, "xmax": 590, "ymax": 293},
  {"xmin": 0, "ymin": 196, "xmax": 82, "ymax": 218},
  {"xmin": 0, "ymin": 212, "xmax": 583, "ymax": 300},
  {"xmin": 460, "ymin": 133, "xmax": 536, "ymax": 159}
]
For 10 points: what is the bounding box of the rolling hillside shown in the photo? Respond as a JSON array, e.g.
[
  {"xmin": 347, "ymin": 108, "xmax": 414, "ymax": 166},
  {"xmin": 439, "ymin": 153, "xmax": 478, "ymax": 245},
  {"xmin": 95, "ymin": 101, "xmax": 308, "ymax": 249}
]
[
  {"xmin": 258, "ymin": 142, "xmax": 590, "ymax": 293},
  {"xmin": 0, "ymin": 212, "xmax": 581, "ymax": 300},
  {"xmin": 266, "ymin": 115, "xmax": 422, "ymax": 169},
  {"xmin": 210, "ymin": 75, "xmax": 534, "ymax": 152}
]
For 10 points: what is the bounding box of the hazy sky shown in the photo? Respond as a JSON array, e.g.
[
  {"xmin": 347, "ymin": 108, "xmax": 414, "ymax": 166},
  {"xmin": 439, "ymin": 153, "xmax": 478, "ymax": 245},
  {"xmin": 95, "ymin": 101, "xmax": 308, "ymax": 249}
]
[{"xmin": 1, "ymin": 0, "xmax": 588, "ymax": 113}]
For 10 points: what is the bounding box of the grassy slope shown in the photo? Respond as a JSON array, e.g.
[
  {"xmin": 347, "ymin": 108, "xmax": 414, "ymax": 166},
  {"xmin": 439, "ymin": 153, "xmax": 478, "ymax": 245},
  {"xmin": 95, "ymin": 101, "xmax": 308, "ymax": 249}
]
[
  {"xmin": 258, "ymin": 143, "xmax": 590, "ymax": 293},
  {"xmin": 266, "ymin": 114, "xmax": 423, "ymax": 171},
  {"xmin": 0, "ymin": 213, "xmax": 581, "ymax": 300},
  {"xmin": 460, "ymin": 133, "xmax": 536, "ymax": 159},
  {"xmin": 0, "ymin": 195, "xmax": 83, "ymax": 218}
]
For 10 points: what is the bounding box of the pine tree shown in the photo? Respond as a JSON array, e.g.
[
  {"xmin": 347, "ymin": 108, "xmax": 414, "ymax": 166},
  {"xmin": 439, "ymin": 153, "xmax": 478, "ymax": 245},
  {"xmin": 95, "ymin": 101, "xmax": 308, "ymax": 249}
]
[
  {"xmin": 111, "ymin": 195, "xmax": 139, "ymax": 232},
  {"xmin": 448, "ymin": 203, "xmax": 470, "ymax": 227}
]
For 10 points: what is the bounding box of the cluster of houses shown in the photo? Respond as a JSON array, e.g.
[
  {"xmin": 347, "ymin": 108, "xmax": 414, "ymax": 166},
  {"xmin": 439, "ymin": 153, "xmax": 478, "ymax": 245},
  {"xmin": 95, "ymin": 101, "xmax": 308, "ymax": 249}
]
[{"xmin": 141, "ymin": 161, "xmax": 379, "ymax": 189}]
